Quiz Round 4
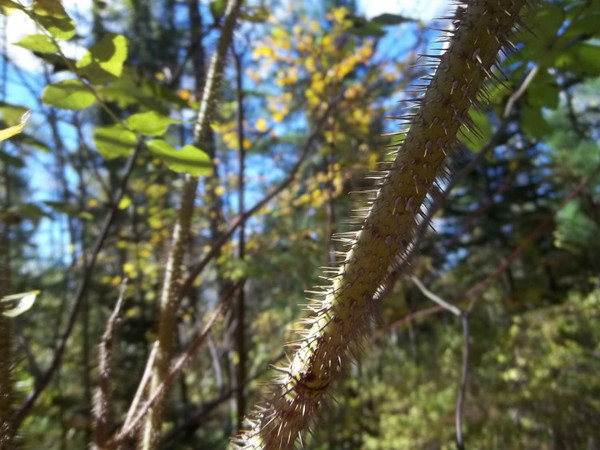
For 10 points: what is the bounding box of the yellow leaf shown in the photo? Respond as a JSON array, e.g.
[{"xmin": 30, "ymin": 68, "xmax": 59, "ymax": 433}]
[
  {"xmin": 118, "ymin": 195, "xmax": 131, "ymax": 210},
  {"xmin": 87, "ymin": 199, "xmax": 98, "ymax": 208},
  {"xmin": 332, "ymin": 7, "xmax": 347, "ymax": 24},
  {"xmin": 312, "ymin": 78, "xmax": 325, "ymax": 94},
  {"xmin": 255, "ymin": 118, "xmax": 268, "ymax": 132},
  {"xmin": 148, "ymin": 216, "xmax": 162, "ymax": 229},
  {"xmin": 273, "ymin": 112, "xmax": 284, "ymax": 122},
  {"xmin": 0, "ymin": 110, "xmax": 30, "ymax": 141},
  {"xmin": 177, "ymin": 89, "xmax": 191, "ymax": 101},
  {"xmin": 243, "ymin": 138, "xmax": 252, "ymax": 149},
  {"xmin": 215, "ymin": 185, "xmax": 225, "ymax": 196}
]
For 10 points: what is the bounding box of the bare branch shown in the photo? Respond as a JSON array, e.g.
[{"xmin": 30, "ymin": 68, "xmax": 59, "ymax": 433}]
[
  {"xmin": 410, "ymin": 276, "xmax": 468, "ymax": 450},
  {"xmin": 10, "ymin": 141, "xmax": 143, "ymax": 430},
  {"xmin": 110, "ymin": 281, "xmax": 242, "ymax": 447},
  {"xmin": 93, "ymin": 279, "xmax": 128, "ymax": 450}
]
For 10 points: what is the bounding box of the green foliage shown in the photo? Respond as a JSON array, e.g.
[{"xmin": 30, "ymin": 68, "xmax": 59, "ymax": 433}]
[
  {"xmin": 93, "ymin": 123, "xmax": 137, "ymax": 158},
  {"xmin": 125, "ymin": 111, "xmax": 182, "ymax": 137},
  {"xmin": 13, "ymin": 34, "xmax": 59, "ymax": 54},
  {"xmin": 146, "ymin": 140, "xmax": 212, "ymax": 176},
  {"xmin": 41, "ymin": 79, "xmax": 96, "ymax": 110},
  {"xmin": 76, "ymin": 33, "xmax": 128, "ymax": 84},
  {"xmin": 31, "ymin": 0, "xmax": 75, "ymax": 40}
]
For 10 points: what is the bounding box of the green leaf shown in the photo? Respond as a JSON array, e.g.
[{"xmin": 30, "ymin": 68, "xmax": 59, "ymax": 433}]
[
  {"xmin": 555, "ymin": 44, "xmax": 600, "ymax": 78},
  {"xmin": 346, "ymin": 14, "xmax": 386, "ymax": 37},
  {"xmin": 12, "ymin": 133, "xmax": 51, "ymax": 152},
  {"xmin": 94, "ymin": 124, "xmax": 137, "ymax": 159},
  {"xmin": 0, "ymin": 110, "xmax": 30, "ymax": 141},
  {"xmin": 526, "ymin": 71, "xmax": 559, "ymax": 110},
  {"xmin": 147, "ymin": 140, "xmax": 212, "ymax": 176},
  {"xmin": 31, "ymin": 0, "xmax": 75, "ymax": 40},
  {"xmin": 44, "ymin": 200, "xmax": 79, "ymax": 216},
  {"xmin": 118, "ymin": 195, "xmax": 131, "ymax": 210},
  {"xmin": 1, "ymin": 291, "xmax": 39, "ymax": 318},
  {"xmin": 14, "ymin": 33, "xmax": 59, "ymax": 54},
  {"xmin": 210, "ymin": 0, "xmax": 225, "ymax": 21},
  {"xmin": 41, "ymin": 80, "xmax": 96, "ymax": 110},
  {"xmin": 125, "ymin": 111, "xmax": 181, "ymax": 137},
  {"xmin": 522, "ymin": 105, "xmax": 551, "ymax": 138},
  {"xmin": 76, "ymin": 33, "xmax": 128, "ymax": 84},
  {"xmin": 8, "ymin": 203, "xmax": 49, "ymax": 224}
]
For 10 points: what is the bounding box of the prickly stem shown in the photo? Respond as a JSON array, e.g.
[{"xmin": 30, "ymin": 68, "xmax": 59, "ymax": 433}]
[{"xmin": 235, "ymin": 1, "xmax": 529, "ymax": 448}]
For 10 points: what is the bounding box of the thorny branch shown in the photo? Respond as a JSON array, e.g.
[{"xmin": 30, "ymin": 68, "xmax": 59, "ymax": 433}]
[{"xmin": 374, "ymin": 65, "xmax": 539, "ymax": 303}]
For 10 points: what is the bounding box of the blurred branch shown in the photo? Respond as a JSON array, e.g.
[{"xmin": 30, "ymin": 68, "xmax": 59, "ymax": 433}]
[
  {"xmin": 109, "ymin": 281, "xmax": 242, "ymax": 448},
  {"xmin": 10, "ymin": 141, "xmax": 142, "ymax": 431},
  {"xmin": 411, "ymin": 276, "xmax": 469, "ymax": 449},
  {"xmin": 93, "ymin": 279, "xmax": 127, "ymax": 450},
  {"xmin": 160, "ymin": 351, "xmax": 285, "ymax": 446}
]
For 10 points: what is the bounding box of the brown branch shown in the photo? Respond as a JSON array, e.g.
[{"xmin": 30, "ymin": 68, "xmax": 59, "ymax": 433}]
[
  {"xmin": 232, "ymin": 44, "xmax": 247, "ymax": 432},
  {"xmin": 456, "ymin": 314, "xmax": 469, "ymax": 450},
  {"xmin": 462, "ymin": 162, "xmax": 600, "ymax": 311},
  {"xmin": 108, "ymin": 281, "xmax": 243, "ymax": 448},
  {"xmin": 160, "ymin": 352, "xmax": 285, "ymax": 446},
  {"xmin": 93, "ymin": 279, "xmax": 128, "ymax": 450},
  {"xmin": 10, "ymin": 141, "xmax": 142, "ymax": 431}
]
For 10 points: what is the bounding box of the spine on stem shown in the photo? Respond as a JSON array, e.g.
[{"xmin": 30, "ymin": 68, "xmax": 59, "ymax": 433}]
[{"xmin": 236, "ymin": 0, "xmax": 529, "ymax": 448}]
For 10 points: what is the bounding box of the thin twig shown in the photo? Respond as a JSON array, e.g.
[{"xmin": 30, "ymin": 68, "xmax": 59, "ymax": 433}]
[
  {"xmin": 410, "ymin": 276, "xmax": 461, "ymax": 317},
  {"xmin": 456, "ymin": 314, "xmax": 469, "ymax": 450},
  {"xmin": 380, "ymin": 163, "xmax": 600, "ymax": 337},
  {"xmin": 10, "ymin": 141, "xmax": 143, "ymax": 430},
  {"xmin": 410, "ymin": 276, "xmax": 468, "ymax": 450},
  {"xmin": 109, "ymin": 281, "xmax": 242, "ymax": 447},
  {"xmin": 122, "ymin": 343, "xmax": 158, "ymax": 431},
  {"xmin": 462, "ymin": 162, "xmax": 600, "ymax": 312},
  {"xmin": 93, "ymin": 278, "xmax": 128, "ymax": 450},
  {"xmin": 160, "ymin": 351, "xmax": 285, "ymax": 446}
]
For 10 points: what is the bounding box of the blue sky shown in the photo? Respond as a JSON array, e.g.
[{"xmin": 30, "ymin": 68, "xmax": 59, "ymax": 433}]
[{"xmin": 357, "ymin": 0, "xmax": 450, "ymax": 21}]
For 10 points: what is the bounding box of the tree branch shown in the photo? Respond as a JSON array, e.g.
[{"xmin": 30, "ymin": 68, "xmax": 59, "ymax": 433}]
[{"xmin": 10, "ymin": 141, "xmax": 142, "ymax": 430}]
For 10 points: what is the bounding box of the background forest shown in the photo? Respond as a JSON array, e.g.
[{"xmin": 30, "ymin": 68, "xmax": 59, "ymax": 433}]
[{"xmin": 1, "ymin": 0, "xmax": 600, "ymax": 448}]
